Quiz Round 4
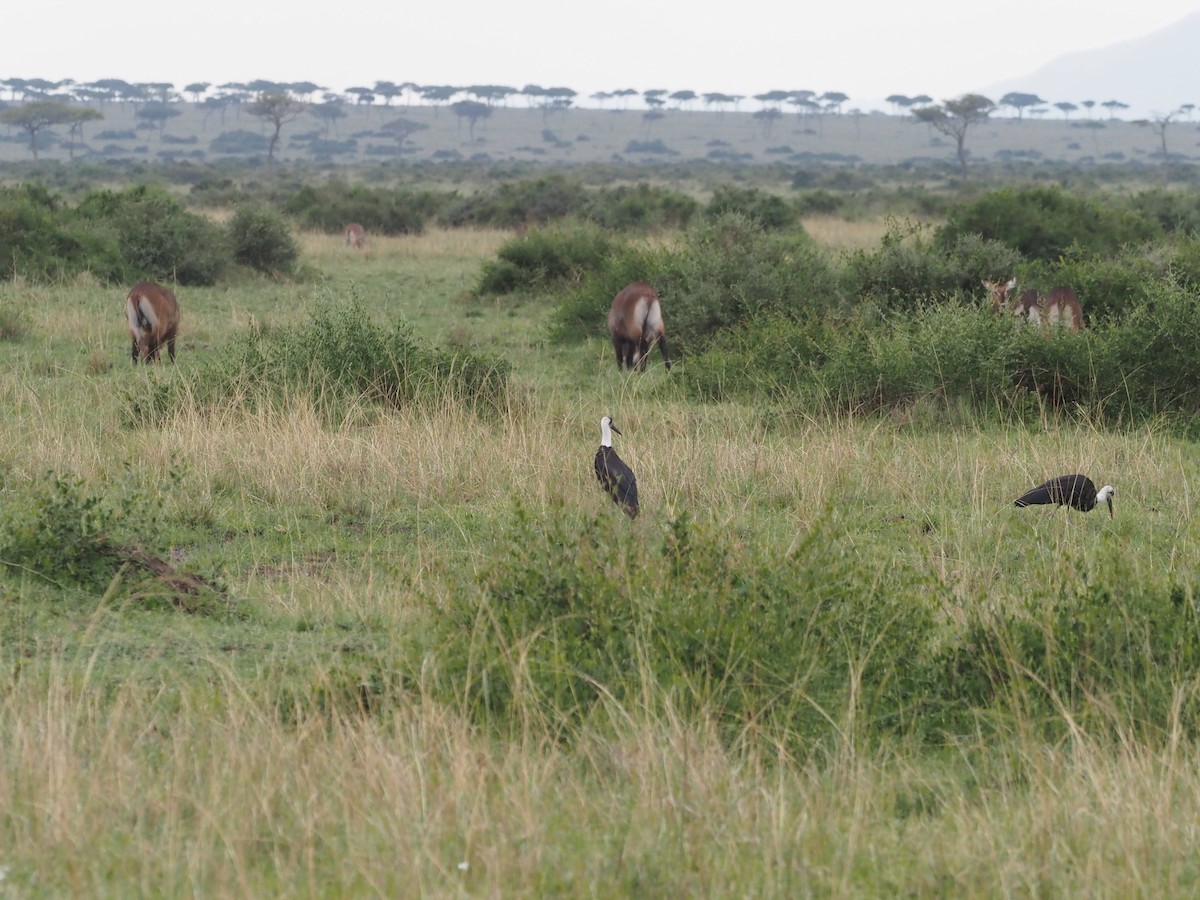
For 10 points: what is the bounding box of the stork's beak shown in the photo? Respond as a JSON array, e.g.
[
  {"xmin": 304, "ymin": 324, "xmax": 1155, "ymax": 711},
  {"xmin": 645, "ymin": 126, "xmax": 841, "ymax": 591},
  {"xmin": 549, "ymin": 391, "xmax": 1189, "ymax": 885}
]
[
  {"xmin": 1106, "ymin": 496, "xmax": 1114, "ymax": 519},
  {"xmin": 610, "ymin": 423, "xmax": 622, "ymax": 436}
]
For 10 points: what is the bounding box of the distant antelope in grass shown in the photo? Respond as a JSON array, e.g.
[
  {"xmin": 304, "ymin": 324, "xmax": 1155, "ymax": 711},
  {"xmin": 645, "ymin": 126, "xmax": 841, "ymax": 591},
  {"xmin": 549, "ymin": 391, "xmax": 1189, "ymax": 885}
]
[
  {"xmin": 983, "ymin": 277, "xmax": 1083, "ymax": 332},
  {"xmin": 126, "ymin": 281, "xmax": 179, "ymax": 364},
  {"xmin": 608, "ymin": 282, "xmax": 671, "ymax": 371},
  {"xmin": 344, "ymin": 222, "xmax": 367, "ymax": 248}
]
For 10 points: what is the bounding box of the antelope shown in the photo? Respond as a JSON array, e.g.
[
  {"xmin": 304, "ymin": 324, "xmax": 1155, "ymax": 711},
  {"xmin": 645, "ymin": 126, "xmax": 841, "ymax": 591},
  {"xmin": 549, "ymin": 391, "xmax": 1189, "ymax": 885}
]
[
  {"xmin": 126, "ymin": 281, "xmax": 180, "ymax": 364},
  {"xmin": 608, "ymin": 282, "xmax": 671, "ymax": 371},
  {"xmin": 344, "ymin": 223, "xmax": 367, "ymax": 248},
  {"xmin": 983, "ymin": 278, "xmax": 1083, "ymax": 332}
]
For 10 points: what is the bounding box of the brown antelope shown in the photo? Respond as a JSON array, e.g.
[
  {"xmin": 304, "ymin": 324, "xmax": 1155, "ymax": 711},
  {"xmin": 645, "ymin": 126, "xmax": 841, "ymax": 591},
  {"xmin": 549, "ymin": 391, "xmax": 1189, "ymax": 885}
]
[
  {"xmin": 983, "ymin": 278, "xmax": 1083, "ymax": 332},
  {"xmin": 126, "ymin": 281, "xmax": 180, "ymax": 364},
  {"xmin": 608, "ymin": 282, "xmax": 671, "ymax": 371},
  {"xmin": 344, "ymin": 222, "xmax": 367, "ymax": 248}
]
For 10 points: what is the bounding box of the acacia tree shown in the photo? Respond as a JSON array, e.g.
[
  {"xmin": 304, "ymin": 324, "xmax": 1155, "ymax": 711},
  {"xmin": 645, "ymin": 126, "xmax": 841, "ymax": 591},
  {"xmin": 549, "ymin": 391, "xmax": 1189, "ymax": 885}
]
[
  {"xmin": 450, "ymin": 100, "xmax": 491, "ymax": 139},
  {"xmin": 381, "ymin": 116, "xmax": 428, "ymax": 152},
  {"xmin": 1135, "ymin": 110, "xmax": 1178, "ymax": 187},
  {"xmin": 64, "ymin": 107, "xmax": 102, "ymax": 159},
  {"xmin": 999, "ymin": 92, "xmax": 1045, "ymax": 120},
  {"xmin": 1054, "ymin": 101, "xmax": 1078, "ymax": 120},
  {"xmin": 308, "ymin": 100, "xmax": 347, "ymax": 136},
  {"xmin": 0, "ymin": 100, "xmax": 83, "ymax": 160},
  {"xmin": 912, "ymin": 93, "xmax": 994, "ymax": 178},
  {"xmin": 245, "ymin": 91, "xmax": 307, "ymax": 162}
]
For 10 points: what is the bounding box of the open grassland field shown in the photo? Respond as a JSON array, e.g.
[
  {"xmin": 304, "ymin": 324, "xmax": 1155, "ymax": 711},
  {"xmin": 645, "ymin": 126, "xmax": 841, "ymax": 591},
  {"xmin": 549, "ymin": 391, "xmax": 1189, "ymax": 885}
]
[
  {"xmin": 6, "ymin": 211, "xmax": 1200, "ymax": 896},
  {"xmin": 2, "ymin": 99, "xmax": 1199, "ymax": 172}
]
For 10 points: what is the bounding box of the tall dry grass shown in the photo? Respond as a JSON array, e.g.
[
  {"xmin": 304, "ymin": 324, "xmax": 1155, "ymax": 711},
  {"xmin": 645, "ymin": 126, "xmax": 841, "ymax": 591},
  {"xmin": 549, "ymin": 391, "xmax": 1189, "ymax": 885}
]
[
  {"xmin": 5, "ymin": 646, "xmax": 1200, "ymax": 895},
  {"xmin": 3, "ymin": 230, "xmax": 1200, "ymax": 895}
]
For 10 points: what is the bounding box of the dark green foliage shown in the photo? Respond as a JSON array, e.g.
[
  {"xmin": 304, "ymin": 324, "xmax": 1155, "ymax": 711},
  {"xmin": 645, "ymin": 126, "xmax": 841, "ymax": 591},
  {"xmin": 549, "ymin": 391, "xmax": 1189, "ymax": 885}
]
[
  {"xmin": 705, "ymin": 185, "xmax": 798, "ymax": 230},
  {"xmin": 439, "ymin": 174, "xmax": 588, "ymax": 229},
  {"xmin": 281, "ymin": 182, "xmax": 441, "ymax": 235},
  {"xmin": 938, "ymin": 569, "xmax": 1200, "ymax": 739},
  {"xmin": 75, "ymin": 185, "xmax": 228, "ymax": 285},
  {"xmin": 936, "ymin": 186, "xmax": 1159, "ymax": 262},
  {"xmin": 1124, "ymin": 189, "xmax": 1200, "ymax": 236},
  {"xmin": 0, "ymin": 183, "xmax": 128, "ymax": 282},
  {"xmin": 688, "ymin": 275, "xmax": 1200, "ymax": 425},
  {"xmin": 227, "ymin": 205, "xmax": 299, "ymax": 276},
  {"xmin": 583, "ymin": 182, "xmax": 697, "ymax": 231},
  {"xmin": 843, "ymin": 219, "xmax": 1021, "ymax": 308},
  {"xmin": 795, "ymin": 189, "xmax": 845, "ymax": 215},
  {"xmin": 209, "ymin": 130, "xmax": 271, "ymax": 155},
  {"xmin": 120, "ymin": 294, "xmax": 512, "ymax": 427},
  {"xmin": 1024, "ymin": 243, "xmax": 1163, "ymax": 322},
  {"xmin": 549, "ymin": 213, "xmax": 840, "ymax": 353},
  {"xmin": 424, "ymin": 505, "xmax": 939, "ymax": 747},
  {"xmin": 0, "ymin": 471, "xmax": 165, "ymax": 591},
  {"xmin": 476, "ymin": 223, "xmax": 623, "ymax": 295}
]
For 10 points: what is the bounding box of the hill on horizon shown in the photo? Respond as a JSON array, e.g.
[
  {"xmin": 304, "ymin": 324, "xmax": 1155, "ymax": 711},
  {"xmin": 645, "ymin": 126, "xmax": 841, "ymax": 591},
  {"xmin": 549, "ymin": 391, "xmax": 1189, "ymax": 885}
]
[{"xmin": 978, "ymin": 12, "xmax": 1200, "ymax": 119}]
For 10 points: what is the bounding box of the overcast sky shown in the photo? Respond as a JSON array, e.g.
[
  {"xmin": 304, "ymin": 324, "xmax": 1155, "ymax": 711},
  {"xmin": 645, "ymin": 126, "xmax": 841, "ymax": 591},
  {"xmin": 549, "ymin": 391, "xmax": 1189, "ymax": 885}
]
[{"xmin": 10, "ymin": 0, "xmax": 1198, "ymax": 110}]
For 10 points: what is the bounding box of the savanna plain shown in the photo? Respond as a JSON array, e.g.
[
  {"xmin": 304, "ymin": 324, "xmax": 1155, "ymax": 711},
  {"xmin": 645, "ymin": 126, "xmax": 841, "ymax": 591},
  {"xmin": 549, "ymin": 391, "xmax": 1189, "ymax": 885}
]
[{"xmin": 5, "ymin": 193, "xmax": 1200, "ymax": 898}]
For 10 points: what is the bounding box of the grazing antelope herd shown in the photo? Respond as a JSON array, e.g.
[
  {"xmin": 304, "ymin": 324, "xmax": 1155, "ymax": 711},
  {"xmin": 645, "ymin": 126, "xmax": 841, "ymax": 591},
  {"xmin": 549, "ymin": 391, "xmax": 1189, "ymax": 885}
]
[
  {"xmin": 344, "ymin": 222, "xmax": 367, "ymax": 248},
  {"xmin": 126, "ymin": 280, "xmax": 180, "ymax": 364},
  {"xmin": 608, "ymin": 281, "xmax": 671, "ymax": 371},
  {"xmin": 983, "ymin": 277, "xmax": 1084, "ymax": 332}
]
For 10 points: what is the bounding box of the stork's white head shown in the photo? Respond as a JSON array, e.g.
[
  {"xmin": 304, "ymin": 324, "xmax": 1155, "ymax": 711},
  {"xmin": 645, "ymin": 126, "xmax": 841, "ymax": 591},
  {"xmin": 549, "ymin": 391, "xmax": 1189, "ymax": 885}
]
[
  {"xmin": 600, "ymin": 415, "xmax": 621, "ymax": 446},
  {"xmin": 1097, "ymin": 484, "xmax": 1115, "ymax": 519}
]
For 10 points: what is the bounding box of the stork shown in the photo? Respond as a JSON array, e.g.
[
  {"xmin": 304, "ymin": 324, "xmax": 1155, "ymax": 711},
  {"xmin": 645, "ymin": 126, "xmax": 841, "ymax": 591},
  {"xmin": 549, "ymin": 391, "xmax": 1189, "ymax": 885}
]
[
  {"xmin": 594, "ymin": 416, "xmax": 639, "ymax": 519},
  {"xmin": 1014, "ymin": 474, "xmax": 1114, "ymax": 519}
]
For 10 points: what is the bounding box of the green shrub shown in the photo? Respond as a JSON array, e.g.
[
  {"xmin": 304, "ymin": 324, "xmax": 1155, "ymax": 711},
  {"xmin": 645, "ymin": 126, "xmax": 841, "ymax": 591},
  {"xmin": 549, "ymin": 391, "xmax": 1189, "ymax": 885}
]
[
  {"xmin": 227, "ymin": 205, "xmax": 299, "ymax": 276},
  {"xmin": 439, "ymin": 175, "xmax": 588, "ymax": 229},
  {"xmin": 0, "ymin": 471, "xmax": 166, "ymax": 591},
  {"xmin": 843, "ymin": 219, "xmax": 1021, "ymax": 309},
  {"xmin": 584, "ymin": 182, "xmax": 697, "ymax": 231},
  {"xmin": 476, "ymin": 223, "xmax": 624, "ymax": 295},
  {"xmin": 281, "ymin": 182, "xmax": 441, "ymax": 235},
  {"xmin": 0, "ymin": 184, "xmax": 128, "ymax": 282},
  {"xmin": 938, "ymin": 570, "xmax": 1200, "ymax": 739},
  {"xmin": 550, "ymin": 212, "xmax": 840, "ymax": 354},
  {"xmin": 705, "ymin": 185, "xmax": 798, "ymax": 230},
  {"xmin": 1124, "ymin": 189, "xmax": 1200, "ymax": 236},
  {"xmin": 75, "ymin": 185, "xmax": 229, "ymax": 285},
  {"xmin": 423, "ymin": 505, "xmax": 939, "ymax": 748},
  {"xmin": 936, "ymin": 186, "xmax": 1159, "ymax": 263},
  {"xmin": 121, "ymin": 294, "xmax": 512, "ymax": 427},
  {"xmin": 1022, "ymin": 243, "xmax": 1165, "ymax": 322}
]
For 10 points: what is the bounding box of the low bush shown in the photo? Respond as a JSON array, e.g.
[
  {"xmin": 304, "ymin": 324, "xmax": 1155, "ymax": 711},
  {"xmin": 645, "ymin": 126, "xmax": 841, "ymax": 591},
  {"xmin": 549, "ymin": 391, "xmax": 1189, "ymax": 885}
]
[
  {"xmin": 843, "ymin": 218, "xmax": 1021, "ymax": 309},
  {"xmin": 476, "ymin": 223, "xmax": 626, "ymax": 295},
  {"xmin": 422, "ymin": 506, "xmax": 940, "ymax": 748},
  {"xmin": 282, "ymin": 182, "xmax": 441, "ymax": 235},
  {"xmin": 936, "ymin": 186, "xmax": 1159, "ymax": 263},
  {"xmin": 705, "ymin": 185, "xmax": 798, "ymax": 230},
  {"xmin": 549, "ymin": 212, "xmax": 841, "ymax": 354},
  {"xmin": 938, "ymin": 570, "xmax": 1200, "ymax": 739},
  {"xmin": 439, "ymin": 174, "xmax": 588, "ymax": 229},
  {"xmin": 584, "ymin": 182, "xmax": 697, "ymax": 231},
  {"xmin": 75, "ymin": 185, "xmax": 229, "ymax": 285},
  {"xmin": 227, "ymin": 205, "xmax": 299, "ymax": 276},
  {"xmin": 688, "ymin": 273, "xmax": 1200, "ymax": 426},
  {"xmin": 121, "ymin": 294, "xmax": 512, "ymax": 427},
  {"xmin": 0, "ymin": 184, "xmax": 128, "ymax": 282}
]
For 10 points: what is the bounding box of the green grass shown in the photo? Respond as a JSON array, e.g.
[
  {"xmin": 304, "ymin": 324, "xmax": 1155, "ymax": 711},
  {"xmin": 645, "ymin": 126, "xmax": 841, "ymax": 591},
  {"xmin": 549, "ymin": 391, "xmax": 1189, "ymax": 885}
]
[{"xmin": 2, "ymin": 226, "xmax": 1200, "ymax": 894}]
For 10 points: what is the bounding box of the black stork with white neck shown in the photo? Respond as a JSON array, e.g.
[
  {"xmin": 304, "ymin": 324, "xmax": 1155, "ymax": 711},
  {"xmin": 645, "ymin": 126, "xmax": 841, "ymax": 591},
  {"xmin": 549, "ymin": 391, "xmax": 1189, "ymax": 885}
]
[
  {"xmin": 1014, "ymin": 474, "xmax": 1114, "ymax": 519},
  {"xmin": 594, "ymin": 415, "xmax": 639, "ymax": 519}
]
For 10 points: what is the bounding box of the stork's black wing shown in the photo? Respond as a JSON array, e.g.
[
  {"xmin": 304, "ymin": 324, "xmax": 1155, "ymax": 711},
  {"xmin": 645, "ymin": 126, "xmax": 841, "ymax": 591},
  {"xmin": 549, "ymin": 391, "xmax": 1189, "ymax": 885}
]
[
  {"xmin": 1015, "ymin": 474, "xmax": 1097, "ymax": 511},
  {"xmin": 595, "ymin": 447, "xmax": 639, "ymax": 518}
]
